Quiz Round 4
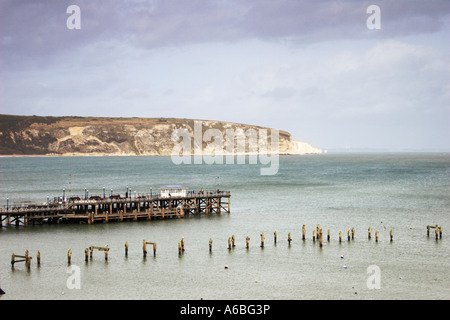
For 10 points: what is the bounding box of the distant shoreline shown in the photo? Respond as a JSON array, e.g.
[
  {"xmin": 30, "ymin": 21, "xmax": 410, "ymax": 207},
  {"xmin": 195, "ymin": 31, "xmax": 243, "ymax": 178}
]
[{"xmin": 1, "ymin": 151, "xmax": 448, "ymax": 157}]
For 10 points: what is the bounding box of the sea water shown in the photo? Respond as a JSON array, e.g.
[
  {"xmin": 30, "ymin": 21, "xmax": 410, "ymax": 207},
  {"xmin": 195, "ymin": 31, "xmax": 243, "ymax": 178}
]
[{"xmin": 0, "ymin": 153, "xmax": 449, "ymax": 299}]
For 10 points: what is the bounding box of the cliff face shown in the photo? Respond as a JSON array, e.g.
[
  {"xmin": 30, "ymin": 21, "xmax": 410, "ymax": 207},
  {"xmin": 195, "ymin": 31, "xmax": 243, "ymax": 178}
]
[{"xmin": 0, "ymin": 115, "xmax": 322, "ymax": 156}]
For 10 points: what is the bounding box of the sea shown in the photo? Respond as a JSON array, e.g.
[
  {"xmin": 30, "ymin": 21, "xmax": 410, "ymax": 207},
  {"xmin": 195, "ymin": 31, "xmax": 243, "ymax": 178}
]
[{"xmin": 0, "ymin": 153, "xmax": 449, "ymax": 300}]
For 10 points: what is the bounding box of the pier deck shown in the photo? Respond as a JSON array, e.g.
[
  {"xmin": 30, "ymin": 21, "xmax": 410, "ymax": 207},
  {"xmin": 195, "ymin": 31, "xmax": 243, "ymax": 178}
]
[{"xmin": 0, "ymin": 191, "xmax": 230, "ymax": 227}]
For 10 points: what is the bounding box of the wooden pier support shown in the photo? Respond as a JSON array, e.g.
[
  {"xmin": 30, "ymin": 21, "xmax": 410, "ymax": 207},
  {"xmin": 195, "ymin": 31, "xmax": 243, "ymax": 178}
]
[
  {"xmin": 260, "ymin": 233, "xmax": 264, "ymax": 248},
  {"xmin": 288, "ymin": 232, "xmax": 292, "ymax": 246},
  {"xmin": 390, "ymin": 230, "xmax": 393, "ymax": 242},
  {"xmin": 375, "ymin": 230, "xmax": 379, "ymax": 242},
  {"xmin": 209, "ymin": 238, "xmax": 213, "ymax": 252},
  {"xmin": 246, "ymin": 236, "xmax": 250, "ymax": 249},
  {"xmin": 313, "ymin": 230, "xmax": 315, "ymax": 242},
  {"xmin": 68, "ymin": 249, "xmax": 72, "ymax": 264},
  {"xmin": 228, "ymin": 237, "xmax": 232, "ymax": 250},
  {"xmin": 339, "ymin": 231, "xmax": 342, "ymax": 243},
  {"xmin": 302, "ymin": 224, "xmax": 306, "ymax": 241},
  {"xmin": 351, "ymin": 227, "xmax": 355, "ymax": 240},
  {"xmin": 178, "ymin": 241, "xmax": 182, "ymax": 255},
  {"xmin": 274, "ymin": 231, "xmax": 277, "ymax": 244},
  {"xmin": 232, "ymin": 235, "xmax": 236, "ymax": 247},
  {"xmin": 347, "ymin": 229, "xmax": 351, "ymax": 241},
  {"xmin": 36, "ymin": 251, "xmax": 40, "ymax": 266},
  {"xmin": 368, "ymin": 227, "xmax": 371, "ymax": 239},
  {"xmin": 89, "ymin": 245, "xmax": 109, "ymax": 261},
  {"xmin": 11, "ymin": 250, "xmax": 32, "ymax": 269},
  {"xmin": 143, "ymin": 240, "xmax": 157, "ymax": 257},
  {"xmin": 85, "ymin": 248, "xmax": 89, "ymax": 262},
  {"xmin": 327, "ymin": 229, "xmax": 330, "ymax": 242},
  {"xmin": 181, "ymin": 238, "xmax": 185, "ymax": 252},
  {"xmin": 125, "ymin": 241, "xmax": 128, "ymax": 256},
  {"xmin": 319, "ymin": 229, "xmax": 323, "ymax": 247},
  {"xmin": 427, "ymin": 225, "xmax": 442, "ymax": 239}
]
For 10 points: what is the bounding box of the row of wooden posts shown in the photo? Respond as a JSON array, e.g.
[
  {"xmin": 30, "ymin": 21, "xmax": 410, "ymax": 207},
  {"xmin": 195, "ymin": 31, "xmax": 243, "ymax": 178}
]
[{"xmin": 10, "ymin": 225, "xmax": 443, "ymax": 269}]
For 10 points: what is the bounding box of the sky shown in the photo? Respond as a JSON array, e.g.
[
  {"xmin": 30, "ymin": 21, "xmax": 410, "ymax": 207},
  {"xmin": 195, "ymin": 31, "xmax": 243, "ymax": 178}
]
[{"xmin": 0, "ymin": 0, "xmax": 449, "ymax": 151}]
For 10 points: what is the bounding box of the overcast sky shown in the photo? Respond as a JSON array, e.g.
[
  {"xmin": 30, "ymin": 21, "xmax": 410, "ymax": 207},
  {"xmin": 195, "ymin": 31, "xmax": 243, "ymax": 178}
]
[{"xmin": 1, "ymin": 0, "xmax": 449, "ymax": 151}]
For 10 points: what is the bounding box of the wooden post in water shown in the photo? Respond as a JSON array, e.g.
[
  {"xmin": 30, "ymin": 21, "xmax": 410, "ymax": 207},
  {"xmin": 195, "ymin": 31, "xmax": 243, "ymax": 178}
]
[
  {"xmin": 143, "ymin": 240, "xmax": 147, "ymax": 258},
  {"xmin": 246, "ymin": 236, "xmax": 250, "ymax": 249},
  {"xmin": 228, "ymin": 237, "xmax": 232, "ymax": 250},
  {"xmin": 339, "ymin": 231, "xmax": 342, "ymax": 243},
  {"xmin": 390, "ymin": 230, "xmax": 393, "ymax": 242},
  {"xmin": 288, "ymin": 232, "xmax": 292, "ymax": 246},
  {"xmin": 439, "ymin": 226, "xmax": 442, "ymax": 239},
  {"xmin": 319, "ymin": 229, "xmax": 323, "ymax": 247},
  {"xmin": 125, "ymin": 241, "xmax": 128, "ymax": 257},
  {"xmin": 274, "ymin": 231, "xmax": 277, "ymax": 244},
  {"xmin": 302, "ymin": 224, "xmax": 306, "ymax": 241},
  {"xmin": 232, "ymin": 235, "xmax": 236, "ymax": 247},
  {"xmin": 68, "ymin": 249, "xmax": 72, "ymax": 265},
  {"xmin": 37, "ymin": 251, "xmax": 40, "ymax": 266},
  {"xmin": 368, "ymin": 227, "xmax": 371, "ymax": 239},
  {"xmin": 375, "ymin": 231, "xmax": 379, "ymax": 242},
  {"xmin": 25, "ymin": 250, "xmax": 31, "ymax": 270},
  {"xmin": 427, "ymin": 225, "xmax": 430, "ymax": 237},
  {"xmin": 435, "ymin": 225, "xmax": 439, "ymax": 240},
  {"xmin": 178, "ymin": 241, "xmax": 182, "ymax": 255},
  {"xmin": 85, "ymin": 248, "xmax": 89, "ymax": 262},
  {"xmin": 209, "ymin": 238, "xmax": 213, "ymax": 252},
  {"xmin": 260, "ymin": 233, "xmax": 264, "ymax": 248},
  {"xmin": 327, "ymin": 229, "xmax": 330, "ymax": 242},
  {"xmin": 347, "ymin": 229, "xmax": 351, "ymax": 241},
  {"xmin": 181, "ymin": 238, "xmax": 185, "ymax": 252},
  {"xmin": 351, "ymin": 227, "xmax": 355, "ymax": 240}
]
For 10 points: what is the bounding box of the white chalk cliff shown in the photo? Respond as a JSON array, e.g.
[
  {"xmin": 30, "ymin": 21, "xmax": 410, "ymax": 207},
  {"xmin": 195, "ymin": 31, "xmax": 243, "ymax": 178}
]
[{"xmin": 0, "ymin": 115, "xmax": 322, "ymax": 156}]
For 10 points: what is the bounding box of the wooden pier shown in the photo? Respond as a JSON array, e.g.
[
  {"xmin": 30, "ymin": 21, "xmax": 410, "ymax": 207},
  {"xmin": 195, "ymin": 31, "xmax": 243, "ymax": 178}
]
[{"xmin": 0, "ymin": 190, "xmax": 230, "ymax": 227}]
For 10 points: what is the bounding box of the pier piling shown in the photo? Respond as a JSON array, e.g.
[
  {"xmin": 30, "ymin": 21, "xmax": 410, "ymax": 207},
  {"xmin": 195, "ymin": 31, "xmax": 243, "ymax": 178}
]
[
  {"xmin": 319, "ymin": 229, "xmax": 323, "ymax": 247},
  {"xmin": 89, "ymin": 245, "xmax": 109, "ymax": 261},
  {"xmin": 11, "ymin": 250, "xmax": 32, "ymax": 270},
  {"xmin": 143, "ymin": 240, "xmax": 157, "ymax": 257}
]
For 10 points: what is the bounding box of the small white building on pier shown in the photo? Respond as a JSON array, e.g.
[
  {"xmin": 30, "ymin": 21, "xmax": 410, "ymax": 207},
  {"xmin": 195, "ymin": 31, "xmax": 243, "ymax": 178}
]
[{"xmin": 160, "ymin": 185, "xmax": 187, "ymax": 198}]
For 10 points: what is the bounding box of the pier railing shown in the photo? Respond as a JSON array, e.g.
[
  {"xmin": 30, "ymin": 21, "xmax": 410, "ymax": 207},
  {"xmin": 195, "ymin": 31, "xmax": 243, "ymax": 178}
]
[{"xmin": 0, "ymin": 190, "xmax": 231, "ymax": 213}]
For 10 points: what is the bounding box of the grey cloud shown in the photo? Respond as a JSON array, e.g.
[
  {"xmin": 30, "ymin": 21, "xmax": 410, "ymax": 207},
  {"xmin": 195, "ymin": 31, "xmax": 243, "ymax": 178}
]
[{"xmin": 2, "ymin": 0, "xmax": 449, "ymax": 68}]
